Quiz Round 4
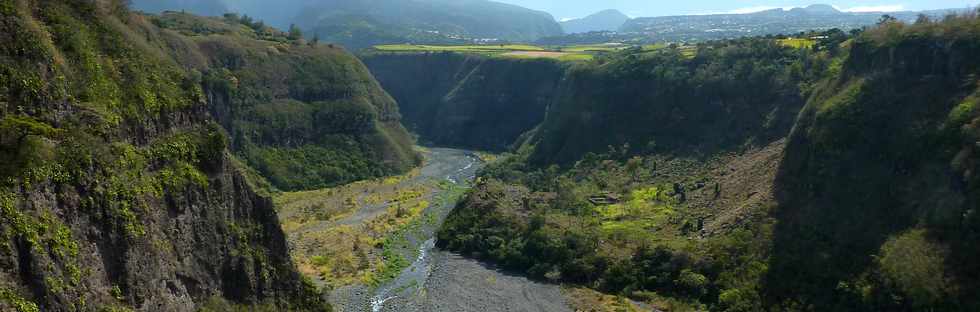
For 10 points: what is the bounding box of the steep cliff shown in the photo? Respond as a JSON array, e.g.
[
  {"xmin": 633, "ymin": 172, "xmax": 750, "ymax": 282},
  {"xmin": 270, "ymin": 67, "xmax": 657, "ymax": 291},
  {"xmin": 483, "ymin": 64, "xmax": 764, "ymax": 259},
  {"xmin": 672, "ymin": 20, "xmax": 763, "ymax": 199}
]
[
  {"xmin": 0, "ymin": 0, "xmax": 404, "ymax": 310},
  {"xmin": 362, "ymin": 53, "xmax": 565, "ymax": 152},
  {"xmin": 525, "ymin": 39, "xmax": 814, "ymax": 166},
  {"xmin": 146, "ymin": 12, "xmax": 419, "ymax": 192},
  {"xmin": 770, "ymin": 17, "xmax": 980, "ymax": 310}
]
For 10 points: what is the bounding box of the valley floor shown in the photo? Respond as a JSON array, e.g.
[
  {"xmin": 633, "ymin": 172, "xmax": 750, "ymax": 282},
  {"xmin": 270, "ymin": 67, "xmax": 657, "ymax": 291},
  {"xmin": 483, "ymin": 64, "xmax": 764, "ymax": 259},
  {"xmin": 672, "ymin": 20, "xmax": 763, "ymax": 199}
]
[{"xmin": 277, "ymin": 148, "xmax": 577, "ymax": 311}]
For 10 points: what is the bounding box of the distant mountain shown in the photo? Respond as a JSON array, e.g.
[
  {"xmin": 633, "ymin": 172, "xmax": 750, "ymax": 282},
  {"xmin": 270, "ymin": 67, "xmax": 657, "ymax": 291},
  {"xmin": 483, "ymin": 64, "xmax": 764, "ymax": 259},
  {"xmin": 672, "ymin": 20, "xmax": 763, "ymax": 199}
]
[
  {"xmin": 620, "ymin": 4, "xmax": 968, "ymax": 42},
  {"xmin": 560, "ymin": 9, "xmax": 631, "ymax": 34},
  {"xmin": 298, "ymin": 0, "xmax": 564, "ymax": 50},
  {"xmin": 134, "ymin": 0, "xmax": 564, "ymax": 50},
  {"xmin": 131, "ymin": 0, "xmax": 228, "ymax": 16},
  {"xmin": 790, "ymin": 4, "xmax": 842, "ymax": 15}
]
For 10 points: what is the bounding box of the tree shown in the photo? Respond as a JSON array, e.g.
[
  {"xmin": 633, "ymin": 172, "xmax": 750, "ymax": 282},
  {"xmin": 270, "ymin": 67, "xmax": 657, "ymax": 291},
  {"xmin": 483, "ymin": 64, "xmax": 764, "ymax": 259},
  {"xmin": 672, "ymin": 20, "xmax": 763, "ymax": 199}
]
[
  {"xmin": 878, "ymin": 14, "xmax": 898, "ymax": 25},
  {"xmin": 626, "ymin": 156, "xmax": 643, "ymax": 183},
  {"xmin": 915, "ymin": 14, "xmax": 931, "ymax": 25},
  {"xmin": 223, "ymin": 13, "xmax": 239, "ymax": 24},
  {"xmin": 240, "ymin": 14, "xmax": 253, "ymax": 26},
  {"xmin": 0, "ymin": 116, "xmax": 60, "ymax": 148},
  {"xmin": 288, "ymin": 24, "xmax": 303, "ymax": 40}
]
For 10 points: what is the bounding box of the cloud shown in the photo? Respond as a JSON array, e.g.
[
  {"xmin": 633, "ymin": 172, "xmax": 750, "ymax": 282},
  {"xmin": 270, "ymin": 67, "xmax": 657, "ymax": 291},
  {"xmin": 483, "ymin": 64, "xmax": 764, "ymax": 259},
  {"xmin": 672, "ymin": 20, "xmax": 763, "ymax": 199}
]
[
  {"xmin": 837, "ymin": 5, "xmax": 906, "ymax": 13},
  {"xmin": 559, "ymin": 17, "xmax": 575, "ymax": 22}
]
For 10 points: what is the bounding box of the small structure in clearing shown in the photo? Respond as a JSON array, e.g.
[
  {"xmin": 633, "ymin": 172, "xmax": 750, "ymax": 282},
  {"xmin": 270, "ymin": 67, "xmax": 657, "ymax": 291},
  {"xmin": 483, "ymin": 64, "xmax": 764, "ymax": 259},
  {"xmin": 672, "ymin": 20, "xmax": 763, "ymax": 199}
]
[{"xmin": 588, "ymin": 192, "xmax": 622, "ymax": 206}]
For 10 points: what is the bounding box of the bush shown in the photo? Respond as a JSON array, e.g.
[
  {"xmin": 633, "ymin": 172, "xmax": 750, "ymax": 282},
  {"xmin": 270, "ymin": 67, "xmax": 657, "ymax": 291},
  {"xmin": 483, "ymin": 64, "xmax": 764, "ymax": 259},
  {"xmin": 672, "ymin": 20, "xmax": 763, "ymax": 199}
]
[{"xmin": 875, "ymin": 230, "xmax": 953, "ymax": 308}]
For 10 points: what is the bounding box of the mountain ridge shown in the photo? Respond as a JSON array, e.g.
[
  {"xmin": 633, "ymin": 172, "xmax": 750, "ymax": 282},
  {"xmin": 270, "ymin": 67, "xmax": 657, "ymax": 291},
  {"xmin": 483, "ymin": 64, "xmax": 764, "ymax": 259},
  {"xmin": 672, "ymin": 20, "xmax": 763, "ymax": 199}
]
[
  {"xmin": 132, "ymin": 0, "xmax": 565, "ymax": 50},
  {"xmin": 560, "ymin": 9, "xmax": 631, "ymax": 34}
]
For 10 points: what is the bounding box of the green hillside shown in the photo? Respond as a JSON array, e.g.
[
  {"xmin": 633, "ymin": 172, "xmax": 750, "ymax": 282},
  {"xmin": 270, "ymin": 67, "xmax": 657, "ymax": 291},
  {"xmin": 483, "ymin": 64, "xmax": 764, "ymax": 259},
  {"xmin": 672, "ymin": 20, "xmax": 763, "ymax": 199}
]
[
  {"xmin": 771, "ymin": 17, "xmax": 980, "ymax": 309},
  {"xmin": 437, "ymin": 15, "xmax": 980, "ymax": 311},
  {"xmin": 0, "ymin": 0, "xmax": 421, "ymax": 310},
  {"xmin": 147, "ymin": 12, "xmax": 420, "ymax": 192},
  {"xmin": 525, "ymin": 38, "xmax": 823, "ymax": 165}
]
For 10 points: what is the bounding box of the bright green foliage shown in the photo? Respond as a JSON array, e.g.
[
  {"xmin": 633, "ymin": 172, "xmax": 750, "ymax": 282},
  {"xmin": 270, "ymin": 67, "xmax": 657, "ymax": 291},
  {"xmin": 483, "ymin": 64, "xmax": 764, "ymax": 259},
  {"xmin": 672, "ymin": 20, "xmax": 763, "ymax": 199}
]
[
  {"xmin": 0, "ymin": 288, "xmax": 39, "ymax": 312},
  {"xmin": 948, "ymin": 95, "xmax": 978, "ymax": 128},
  {"xmin": 777, "ymin": 38, "xmax": 816, "ymax": 49}
]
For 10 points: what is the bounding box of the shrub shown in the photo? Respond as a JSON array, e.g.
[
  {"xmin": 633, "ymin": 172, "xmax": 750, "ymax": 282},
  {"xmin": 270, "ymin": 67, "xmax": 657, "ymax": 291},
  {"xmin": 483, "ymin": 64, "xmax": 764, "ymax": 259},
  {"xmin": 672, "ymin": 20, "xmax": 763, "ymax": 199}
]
[{"xmin": 876, "ymin": 230, "xmax": 953, "ymax": 308}]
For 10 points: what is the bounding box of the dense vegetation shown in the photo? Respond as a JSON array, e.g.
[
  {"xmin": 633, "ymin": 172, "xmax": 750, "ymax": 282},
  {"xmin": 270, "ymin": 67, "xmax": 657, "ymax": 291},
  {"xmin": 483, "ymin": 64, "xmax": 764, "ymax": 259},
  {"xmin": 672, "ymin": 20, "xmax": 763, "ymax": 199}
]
[
  {"xmin": 0, "ymin": 0, "xmax": 426, "ymax": 310},
  {"xmin": 0, "ymin": 0, "xmax": 332, "ymax": 309},
  {"xmin": 770, "ymin": 14, "xmax": 980, "ymax": 310},
  {"xmin": 362, "ymin": 52, "xmax": 566, "ymax": 152},
  {"xmin": 526, "ymin": 35, "xmax": 838, "ymax": 165},
  {"xmin": 438, "ymin": 14, "xmax": 980, "ymax": 311},
  {"xmin": 146, "ymin": 12, "xmax": 419, "ymax": 192}
]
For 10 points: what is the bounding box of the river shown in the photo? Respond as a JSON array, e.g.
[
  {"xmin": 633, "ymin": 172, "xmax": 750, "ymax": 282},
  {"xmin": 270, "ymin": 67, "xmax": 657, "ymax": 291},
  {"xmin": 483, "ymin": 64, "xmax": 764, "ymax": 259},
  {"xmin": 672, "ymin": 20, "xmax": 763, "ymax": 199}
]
[{"xmin": 328, "ymin": 148, "xmax": 571, "ymax": 312}]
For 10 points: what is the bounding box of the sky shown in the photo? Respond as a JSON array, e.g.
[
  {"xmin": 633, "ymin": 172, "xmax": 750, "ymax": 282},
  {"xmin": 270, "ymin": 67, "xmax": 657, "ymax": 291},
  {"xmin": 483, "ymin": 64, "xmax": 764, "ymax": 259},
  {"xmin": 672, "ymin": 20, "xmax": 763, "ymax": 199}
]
[{"xmin": 492, "ymin": 0, "xmax": 979, "ymax": 20}]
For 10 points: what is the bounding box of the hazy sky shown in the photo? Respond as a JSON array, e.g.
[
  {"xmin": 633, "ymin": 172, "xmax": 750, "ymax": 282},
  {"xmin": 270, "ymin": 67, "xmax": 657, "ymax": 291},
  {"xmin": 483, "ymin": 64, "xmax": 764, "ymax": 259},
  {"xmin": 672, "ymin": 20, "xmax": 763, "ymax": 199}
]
[{"xmin": 493, "ymin": 0, "xmax": 979, "ymax": 20}]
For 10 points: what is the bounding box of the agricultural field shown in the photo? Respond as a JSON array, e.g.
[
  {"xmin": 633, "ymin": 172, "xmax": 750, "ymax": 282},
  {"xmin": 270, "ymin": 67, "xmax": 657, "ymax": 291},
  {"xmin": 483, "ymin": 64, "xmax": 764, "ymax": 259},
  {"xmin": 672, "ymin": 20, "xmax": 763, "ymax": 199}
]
[
  {"xmin": 500, "ymin": 51, "xmax": 595, "ymax": 61},
  {"xmin": 368, "ymin": 42, "xmax": 704, "ymax": 62},
  {"xmin": 371, "ymin": 43, "xmax": 613, "ymax": 61},
  {"xmin": 373, "ymin": 44, "xmax": 546, "ymax": 52},
  {"xmin": 555, "ymin": 43, "xmax": 630, "ymax": 52},
  {"xmin": 778, "ymin": 38, "xmax": 817, "ymax": 49}
]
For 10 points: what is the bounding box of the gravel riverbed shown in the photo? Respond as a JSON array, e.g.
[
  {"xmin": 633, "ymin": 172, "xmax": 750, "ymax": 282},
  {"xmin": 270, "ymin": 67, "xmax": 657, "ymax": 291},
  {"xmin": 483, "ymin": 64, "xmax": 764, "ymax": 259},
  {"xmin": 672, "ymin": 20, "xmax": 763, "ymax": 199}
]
[{"xmin": 327, "ymin": 148, "xmax": 572, "ymax": 312}]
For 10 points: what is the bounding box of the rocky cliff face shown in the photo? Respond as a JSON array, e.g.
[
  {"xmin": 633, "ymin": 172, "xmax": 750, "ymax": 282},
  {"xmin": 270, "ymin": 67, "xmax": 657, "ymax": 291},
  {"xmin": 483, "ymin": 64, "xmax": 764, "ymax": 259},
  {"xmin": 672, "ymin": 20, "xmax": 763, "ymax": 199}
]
[
  {"xmin": 524, "ymin": 40, "xmax": 810, "ymax": 166},
  {"xmin": 770, "ymin": 19, "xmax": 980, "ymax": 309},
  {"xmin": 0, "ymin": 1, "xmax": 377, "ymax": 310},
  {"xmin": 363, "ymin": 53, "xmax": 565, "ymax": 152},
  {"xmin": 147, "ymin": 12, "xmax": 419, "ymax": 192}
]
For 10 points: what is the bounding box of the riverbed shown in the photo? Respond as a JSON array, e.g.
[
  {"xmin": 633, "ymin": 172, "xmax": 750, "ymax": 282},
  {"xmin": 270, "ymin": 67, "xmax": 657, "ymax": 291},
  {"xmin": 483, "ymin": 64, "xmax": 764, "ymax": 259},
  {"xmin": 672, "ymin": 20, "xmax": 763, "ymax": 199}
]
[{"xmin": 327, "ymin": 148, "xmax": 571, "ymax": 312}]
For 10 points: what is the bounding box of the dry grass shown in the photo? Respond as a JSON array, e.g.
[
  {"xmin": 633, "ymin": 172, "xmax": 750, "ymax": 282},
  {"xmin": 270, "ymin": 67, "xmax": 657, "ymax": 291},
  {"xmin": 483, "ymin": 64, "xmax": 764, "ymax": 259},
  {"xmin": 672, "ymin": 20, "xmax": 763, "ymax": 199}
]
[
  {"xmin": 564, "ymin": 287, "xmax": 648, "ymax": 312},
  {"xmin": 276, "ymin": 168, "xmax": 437, "ymax": 288}
]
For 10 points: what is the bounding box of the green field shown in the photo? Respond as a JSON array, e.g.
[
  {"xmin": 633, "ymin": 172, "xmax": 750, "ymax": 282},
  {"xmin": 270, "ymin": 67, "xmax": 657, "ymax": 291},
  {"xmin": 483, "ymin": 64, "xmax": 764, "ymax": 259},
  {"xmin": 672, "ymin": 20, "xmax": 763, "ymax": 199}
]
[
  {"xmin": 371, "ymin": 43, "xmax": 703, "ymax": 62},
  {"xmin": 373, "ymin": 44, "xmax": 546, "ymax": 52},
  {"xmin": 498, "ymin": 51, "xmax": 595, "ymax": 61},
  {"xmin": 556, "ymin": 44, "xmax": 629, "ymax": 52},
  {"xmin": 778, "ymin": 38, "xmax": 817, "ymax": 49},
  {"xmin": 373, "ymin": 43, "xmax": 604, "ymax": 61}
]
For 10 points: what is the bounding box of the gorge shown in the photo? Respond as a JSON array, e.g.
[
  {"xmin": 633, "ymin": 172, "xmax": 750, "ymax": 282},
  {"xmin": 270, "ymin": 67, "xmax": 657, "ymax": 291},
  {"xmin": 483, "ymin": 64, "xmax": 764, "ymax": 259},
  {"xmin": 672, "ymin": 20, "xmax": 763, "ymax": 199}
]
[{"xmin": 2, "ymin": 1, "xmax": 979, "ymax": 312}]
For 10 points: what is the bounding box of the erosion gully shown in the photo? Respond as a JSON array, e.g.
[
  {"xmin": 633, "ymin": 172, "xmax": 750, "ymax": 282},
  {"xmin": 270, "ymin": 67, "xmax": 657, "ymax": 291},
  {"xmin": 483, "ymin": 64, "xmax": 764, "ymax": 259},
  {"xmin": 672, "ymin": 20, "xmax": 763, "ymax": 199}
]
[{"xmin": 328, "ymin": 148, "xmax": 571, "ymax": 312}]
